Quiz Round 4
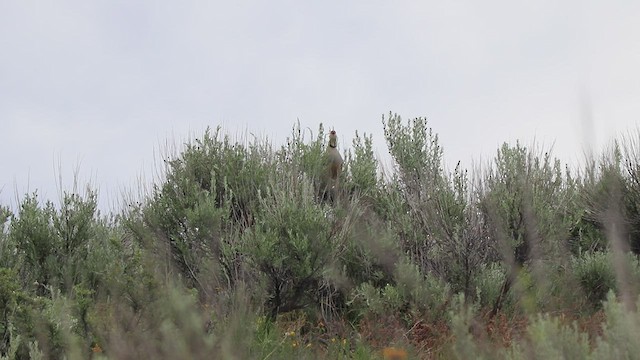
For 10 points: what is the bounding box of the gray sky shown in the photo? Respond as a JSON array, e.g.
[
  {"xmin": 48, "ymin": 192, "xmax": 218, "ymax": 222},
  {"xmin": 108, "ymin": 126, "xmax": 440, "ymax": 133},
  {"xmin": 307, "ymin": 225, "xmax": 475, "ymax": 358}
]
[{"xmin": 2, "ymin": 1, "xmax": 640, "ymax": 212}]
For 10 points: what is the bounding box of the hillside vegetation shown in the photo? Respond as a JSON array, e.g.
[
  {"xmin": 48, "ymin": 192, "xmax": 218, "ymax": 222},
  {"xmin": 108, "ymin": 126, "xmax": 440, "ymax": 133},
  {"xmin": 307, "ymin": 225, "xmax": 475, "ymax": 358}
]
[{"xmin": 3, "ymin": 113, "xmax": 640, "ymax": 359}]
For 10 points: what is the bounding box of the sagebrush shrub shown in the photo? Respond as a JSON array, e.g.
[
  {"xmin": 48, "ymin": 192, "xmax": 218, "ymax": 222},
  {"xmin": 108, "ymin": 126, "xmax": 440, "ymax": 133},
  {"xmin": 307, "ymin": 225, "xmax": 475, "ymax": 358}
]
[
  {"xmin": 6, "ymin": 117, "xmax": 640, "ymax": 358},
  {"xmin": 244, "ymin": 176, "xmax": 334, "ymax": 318}
]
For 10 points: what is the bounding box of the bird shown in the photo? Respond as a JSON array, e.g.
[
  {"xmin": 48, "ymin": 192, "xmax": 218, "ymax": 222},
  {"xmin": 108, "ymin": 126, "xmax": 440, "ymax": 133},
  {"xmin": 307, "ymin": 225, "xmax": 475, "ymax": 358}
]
[{"xmin": 323, "ymin": 130, "xmax": 343, "ymax": 203}]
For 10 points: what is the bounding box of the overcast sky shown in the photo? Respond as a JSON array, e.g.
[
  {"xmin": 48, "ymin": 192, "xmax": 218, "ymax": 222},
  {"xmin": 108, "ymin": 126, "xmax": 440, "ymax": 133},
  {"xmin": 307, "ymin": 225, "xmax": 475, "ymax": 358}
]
[{"xmin": 1, "ymin": 1, "xmax": 640, "ymax": 212}]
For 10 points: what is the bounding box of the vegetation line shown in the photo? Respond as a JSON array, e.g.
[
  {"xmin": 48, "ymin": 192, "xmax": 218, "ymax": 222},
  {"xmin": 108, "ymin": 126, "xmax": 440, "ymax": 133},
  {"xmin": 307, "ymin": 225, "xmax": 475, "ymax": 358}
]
[{"xmin": 2, "ymin": 115, "xmax": 640, "ymax": 359}]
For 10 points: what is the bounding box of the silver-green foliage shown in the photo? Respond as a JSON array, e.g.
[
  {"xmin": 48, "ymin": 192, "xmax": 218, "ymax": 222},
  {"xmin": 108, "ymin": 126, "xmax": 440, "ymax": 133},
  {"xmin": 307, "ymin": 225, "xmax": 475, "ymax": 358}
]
[
  {"xmin": 450, "ymin": 291, "xmax": 640, "ymax": 359},
  {"xmin": 572, "ymin": 250, "xmax": 640, "ymax": 310},
  {"xmin": 481, "ymin": 142, "xmax": 569, "ymax": 266},
  {"xmin": 245, "ymin": 176, "xmax": 334, "ymax": 317},
  {"xmin": 382, "ymin": 113, "xmax": 492, "ymax": 294},
  {"xmin": 9, "ymin": 190, "xmax": 100, "ymax": 294},
  {"xmin": 347, "ymin": 131, "xmax": 378, "ymax": 196}
]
